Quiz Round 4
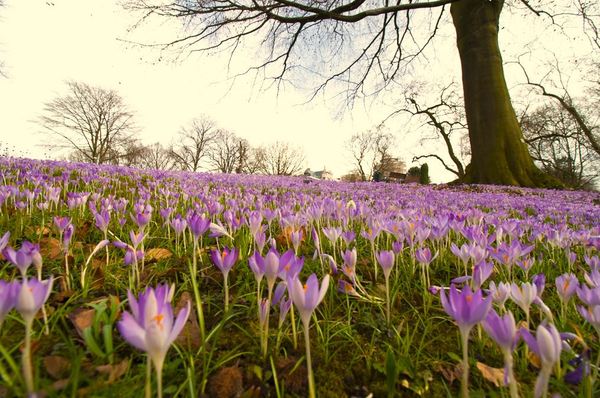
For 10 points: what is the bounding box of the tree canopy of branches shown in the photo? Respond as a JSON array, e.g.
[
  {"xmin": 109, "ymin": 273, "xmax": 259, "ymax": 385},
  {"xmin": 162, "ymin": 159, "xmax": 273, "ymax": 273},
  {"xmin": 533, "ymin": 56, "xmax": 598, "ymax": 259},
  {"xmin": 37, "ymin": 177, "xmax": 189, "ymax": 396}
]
[
  {"xmin": 126, "ymin": 0, "xmax": 598, "ymax": 187},
  {"xmin": 208, "ymin": 129, "xmax": 243, "ymax": 173},
  {"xmin": 138, "ymin": 142, "xmax": 178, "ymax": 171},
  {"xmin": 170, "ymin": 117, "xmax": 217, "ymax": 172},
  {"xmin": 38, "ymin": 81, "xmax": 137, "ymax": 164},
  {"xmin": 396, "ymin": 83, "xmax": 469, "ymax": 179},
  {"xmin": 345, "ymin": 127, "xmax": 397, "ymax": 181},
  {"xmin": 259, "ymin": 141, "xmax": 305, "ymax": 176},
  {"xmin": 512, "ymin": 58, "xmax": 599, "ymax": 189},
  {"xmin": 520, "ymin": 103, "xmax": 599, "ymax": 189}
]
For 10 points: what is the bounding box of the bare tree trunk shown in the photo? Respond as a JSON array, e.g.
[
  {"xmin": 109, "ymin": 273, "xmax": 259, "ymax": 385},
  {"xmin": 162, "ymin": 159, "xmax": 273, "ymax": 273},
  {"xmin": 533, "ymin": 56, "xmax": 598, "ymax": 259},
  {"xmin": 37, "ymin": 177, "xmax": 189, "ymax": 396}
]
[{"xmin": 451, "ymin": 0, "xmax": 559, "ymax": 187}]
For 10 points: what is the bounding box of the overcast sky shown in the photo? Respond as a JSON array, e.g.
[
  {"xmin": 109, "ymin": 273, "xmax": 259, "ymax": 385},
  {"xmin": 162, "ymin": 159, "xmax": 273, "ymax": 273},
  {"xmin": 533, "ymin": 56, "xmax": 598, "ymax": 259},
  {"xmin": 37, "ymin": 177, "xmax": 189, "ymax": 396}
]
[{"xmin": 0, "ymin": 1, "xmax": 592, "ymax": 182}]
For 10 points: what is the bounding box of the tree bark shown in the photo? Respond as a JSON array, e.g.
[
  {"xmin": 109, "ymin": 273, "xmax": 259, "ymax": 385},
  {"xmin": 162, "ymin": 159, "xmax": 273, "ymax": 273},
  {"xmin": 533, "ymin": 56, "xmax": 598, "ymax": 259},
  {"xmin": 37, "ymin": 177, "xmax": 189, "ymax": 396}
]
[{"xmin": 451, "ymin": 0, "xmax": 559, "ymax": 187}]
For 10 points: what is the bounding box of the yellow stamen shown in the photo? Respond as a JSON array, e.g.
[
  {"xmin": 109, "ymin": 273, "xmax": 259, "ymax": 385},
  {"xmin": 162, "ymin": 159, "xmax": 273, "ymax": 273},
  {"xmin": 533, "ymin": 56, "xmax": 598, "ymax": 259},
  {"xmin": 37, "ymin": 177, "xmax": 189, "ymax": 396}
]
[{"xmin": 153, "ymin": 314, "xmax": 164, "ymax": 330}]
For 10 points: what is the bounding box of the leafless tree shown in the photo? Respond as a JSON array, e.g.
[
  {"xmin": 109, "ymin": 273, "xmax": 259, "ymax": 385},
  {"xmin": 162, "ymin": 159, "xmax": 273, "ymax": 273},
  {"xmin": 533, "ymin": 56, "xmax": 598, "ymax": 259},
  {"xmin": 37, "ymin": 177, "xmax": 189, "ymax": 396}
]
[
  {"xmin": 345, "ymin": 127, "xmax": 395, "ymax": 181},
  {"xmin": 260, "ymin": 141, "xmax": 305, "ymax": 176},
  {"xmin": 390, "ymin": 83, "xmax": 468, "ymax": 179},
  {"xmin": 244, "ymin": 146, "xmax": 268, "ymax": 174},
  {"xmin": 170, "ymin": 117, "xmax": 217, "ymax": 171},
  {"xmin": 37, "ymin": 81, "xmax": 137, "ymax": 164},
  {"xmin": 125, "ymin": 0, "xmax": 599, "ymax": 186},
  {"xmin": 520, "ymin": 103, "xmax": 599, "ymax": 189},
  {"xmin": 208, "ymin": 129, "xmax": 242, "ymax": 173},
  {"xmin": 138, "ymin": 142, "xmax": 178, "ymax": 171},
  {"xmin": 517, "ymin": 60, "xmax": 600, "ymax": 157}
]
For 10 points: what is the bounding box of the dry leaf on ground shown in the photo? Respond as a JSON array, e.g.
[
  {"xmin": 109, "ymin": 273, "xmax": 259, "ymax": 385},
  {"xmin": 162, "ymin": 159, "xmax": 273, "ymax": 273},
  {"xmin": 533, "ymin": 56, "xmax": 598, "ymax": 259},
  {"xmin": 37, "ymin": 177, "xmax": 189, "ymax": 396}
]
[{"xmin": 476, "ymin": 362, "xmax": 505, "ymax": 387}]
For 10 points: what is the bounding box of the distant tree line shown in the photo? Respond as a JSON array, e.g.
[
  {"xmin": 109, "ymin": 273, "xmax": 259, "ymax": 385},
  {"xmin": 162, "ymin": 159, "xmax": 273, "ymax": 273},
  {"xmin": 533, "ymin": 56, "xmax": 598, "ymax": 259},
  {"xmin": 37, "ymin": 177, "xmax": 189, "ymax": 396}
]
[{"xmin": 36, "ymin": 81, "xmax": 305, "ymax": 176}]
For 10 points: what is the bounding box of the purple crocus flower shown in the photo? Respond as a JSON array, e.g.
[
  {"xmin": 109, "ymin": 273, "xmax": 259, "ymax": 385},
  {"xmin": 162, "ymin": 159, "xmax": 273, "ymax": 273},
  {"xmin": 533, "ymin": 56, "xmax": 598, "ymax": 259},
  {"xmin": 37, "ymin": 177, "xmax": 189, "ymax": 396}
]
[
  {"xmin": 338, "ymin": 279, "xmax": 360, "ymax": 297},
  {"xmin": 247, "ymin": 211, "xmax": 263, "ymax": 237},
  {"xmin": 0, "ymin": 280, "xmax": 18, "ymax": 327},
  {"xmin": 187, "ymin": 212, "xmax": 210, "ymax": 240},
  {"xmin": 440, "ymin": 284, "xmax": 492, "ymax": 398},
  {"xmin": 129, "ymin": 230, "xmax": 145, "ymax": 249},
  {"xmin": 584, "ymin": 268, "xmax": 600, "ymax": 288},
  {"xmin": 322, "ymin": 226, "xmax": 342, "ymax": 244},
  {"xmin": 483, "ymin": 309, "xmax": 519, "ymax": 352},
  {"xmin": 210, "ymin": 247, "xmax": 239, "ymax": 277},
  {"xmin": 577, "ymin": 284, "xmax": 600, "ymax": 306},
  {"xmin": 391, "ymin": 240, "xmax": 404, "ymax": 255},
  {"xmin": 440, "ymin": 284, "xmax": 492, "ymax": 333},
  {"xmin": 3, "ymin": 243, "xmax": 34, "ymax": 277},
  {"xmin": 415, "ymin": 247, "xmax": 437, "ymax": 265},
  {"xmin": 170, "ymin": 215, "xmax": 187, "ymax": 236},
  {"xmin": 290, "ymin": 229, "xmax": 303, "ymax": 253},
  {"xmin": 118, "ymin": 285, "xmax": 190, "ymax": 397},
  {"xmin": 263, "ymin": 250, "xmax": 282, "ymax": 291},
  {"xmin": 482, "ymin": 309, "xmax": 519, "ymax": 395},
  {"xmin": 375, "ymin": 250, "xmax": 395, "ymax": 280},
  {"xmin": 584, "ymin": 255, "xmax": 600, "ymax": 270},
  {"xmin": 131, "ymin": 203, "xmax": 152, "ymax": 229},
  {"xmin": 0, "ymin": 231, "xmax": 9, "ymax": 252},
  {"xmin": 556, "ymin": 273, "xmax": 579, "ymax": 303},
  {"xmin": 124, "ymin": 248, "xmax": 144, "ymax": 266},
  {"xmin": 63, "ymin": 224, "xmax": 74, "ymax": 252},
  {"xmin": 472, "ymin": 260, "xmax": 493, "ymax": 290},
  {"xmin": 451, "ymin": 242, "xmax": 471, "ymax": 265},
  {"xmin": 210, "ymin": 246, "xmax": 239, "ymax": 310},
  {"xmin": 341, "ymin": 230, "xmax": 356, "ymax": 246},
  {"xmin": 94, "ymin": 209, "xmax": 111, "ymax": 233},
  {"xmin": 520, "ymin": 323, "xmax": 562, "ymax": 398},
  {"xmin": 288, "ymin": 270, "xmax": 330, "ymax": 394},
  {"xmin": 510, "ymin": 282, "xmax": 538, "ymax": 322},
  {"xmin": 341, "ymin": 248, "xmax": 357, "ymax": 269},
  {"xmin": 277, "ymin": 249, "xmax": 304, "ymax": 280},
  {"xmin": 287, "ymin": 273, "xmax": 330, "ymax": 326},
  {"xmin": 53, "ymin": 216, "xmax": 71, "ymax": 233},
  {"xmin": 577, "ymin": 305, "xmax": 600, "ymax": 332},
  {"xmin": 15, "ymin": 276, "xmax": 53, "ymax": 395},
  {"xmin": 248, "ymin": 251, "xmax": 266, "ymax": 285},
  {"xmin": 15, "ymin": 277, "xmax": 54, "ymax": 324}
]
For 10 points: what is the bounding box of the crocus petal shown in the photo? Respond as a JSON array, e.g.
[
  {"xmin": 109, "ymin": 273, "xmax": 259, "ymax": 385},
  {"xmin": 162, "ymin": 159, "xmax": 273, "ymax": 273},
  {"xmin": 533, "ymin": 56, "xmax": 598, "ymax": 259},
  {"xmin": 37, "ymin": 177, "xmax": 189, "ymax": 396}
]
[
  {"xmin": 118, "ymin": 312, "xmax": 147, "ymax": 351},
  {"xmin": 167, "ymin": 301, "xmax": 191, "ymax": 346}
]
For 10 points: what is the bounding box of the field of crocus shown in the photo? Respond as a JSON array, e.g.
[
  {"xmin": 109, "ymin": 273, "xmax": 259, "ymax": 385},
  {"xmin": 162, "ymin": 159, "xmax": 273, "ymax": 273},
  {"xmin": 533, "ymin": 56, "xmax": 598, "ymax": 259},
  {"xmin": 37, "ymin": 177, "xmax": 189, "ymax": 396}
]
[{"xmin": 0, "ymin": 157, "xmax": 599, "ymax": 398}]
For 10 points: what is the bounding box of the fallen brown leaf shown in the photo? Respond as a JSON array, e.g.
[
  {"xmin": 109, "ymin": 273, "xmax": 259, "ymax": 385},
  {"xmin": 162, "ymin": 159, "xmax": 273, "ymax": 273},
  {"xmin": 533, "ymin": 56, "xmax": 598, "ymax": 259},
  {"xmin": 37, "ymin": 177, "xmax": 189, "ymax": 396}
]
[
  {"xmin": 528, "ymin": 351, "xmax": 541, "ymax": 369},
  {"xmin": 36, "ymin": 226, "xmax": 51, "ymax": 236},
  {"xmin": 476, "ymin": 362, "xmax": 505, "ymax": 387},
  {"xmin": 44, "ymin": 355, "xmax": 71, "ymax": 379},
  {"xmin": 39, "ymin": 237, "xmax": 62, "ymax": 260},
  {"xmin": 96, "ymin": 359, "xmax": 129, "ymax": 384},
  {"xmin": 52, "ymin": 378, "xmax": 70, "ymax": 391},
  {"xmin": 208, "ymin": 366, "xmax": 243, "ymax": 398},
  {"xmin": 69, "ymin": 307, "xmax": 95, "ymax": 337},
  {"xmin": 145, "ymin": 248, "xmax": 173, "ymax": 262},
  {"xmin": 435, "ymin": 362, "xmax": 462, "ymax": 384}
]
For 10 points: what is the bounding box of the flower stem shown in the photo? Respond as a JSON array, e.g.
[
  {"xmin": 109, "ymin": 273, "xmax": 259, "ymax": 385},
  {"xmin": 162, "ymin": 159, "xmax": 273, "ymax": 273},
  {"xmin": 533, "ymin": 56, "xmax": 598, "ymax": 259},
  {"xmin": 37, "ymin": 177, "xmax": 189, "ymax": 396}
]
[
  {"xmin": 22, "ymin": 318, "xmax": 34, "ymax": 395},
  {"xmin": 191, "ymin": 240, "xmax": 206, "ymax": 342},
  {"xmin": 460, "ymin": 328, "xmax": 470, "ymax": 398},
  {"xmin": 155, "ymin": 360, "xmax": 164, "ymax": 398},
  {"xmin": 503, "ymin": 350, "xmax": 519, "ymax": 398},
  {"xmin": 290, "ymin": 306, "xmax": 298, "ymax": 350},
  {"xmin": 385, "ymin": 275, "xmax": 391, "ymax": 327},
  {"xmin": 145, "ymin": 356, "xmax": 152, "ymax": 398},
  {"xmin": 303, "ymin": 321, "xmax": 315, "ymax": 398},
  {"xmin": 224, "ymin": 273, "xmax": 229, "ymax": 313}
]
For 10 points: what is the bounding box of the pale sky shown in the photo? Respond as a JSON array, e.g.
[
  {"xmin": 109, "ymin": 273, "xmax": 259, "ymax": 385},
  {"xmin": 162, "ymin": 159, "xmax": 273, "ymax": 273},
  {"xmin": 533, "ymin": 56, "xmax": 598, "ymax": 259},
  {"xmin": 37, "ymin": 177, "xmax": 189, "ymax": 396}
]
[{"xmin": 0, "ymin": 1, "xmax": 593, "ymax": 182}]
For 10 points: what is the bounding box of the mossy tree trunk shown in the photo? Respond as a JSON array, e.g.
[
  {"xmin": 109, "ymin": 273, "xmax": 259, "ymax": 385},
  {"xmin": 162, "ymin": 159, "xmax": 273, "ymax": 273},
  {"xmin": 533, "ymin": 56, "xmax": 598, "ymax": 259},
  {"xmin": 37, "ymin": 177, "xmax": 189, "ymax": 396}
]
[{"xmin": 451, "ymin": 0, "xmax": 557, "ymax": 187}]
